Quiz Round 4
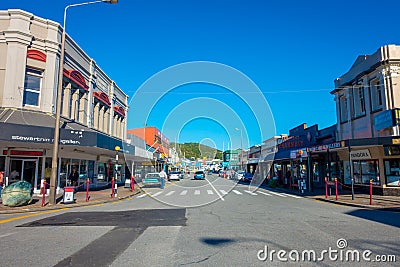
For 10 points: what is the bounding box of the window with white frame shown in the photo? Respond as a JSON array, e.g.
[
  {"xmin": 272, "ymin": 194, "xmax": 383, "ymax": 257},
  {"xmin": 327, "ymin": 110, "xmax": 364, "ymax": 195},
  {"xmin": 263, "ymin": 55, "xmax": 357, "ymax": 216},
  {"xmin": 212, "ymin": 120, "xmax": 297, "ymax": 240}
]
[
  {"xmin": 339, "ymin": 95, "xmax": 348, "ymax": 122},
  {"xmin": 23, "ymin": 68, "xmax": 42, "ymax": 106},
  {"xmin": 370, "ymin": 78, "xmax": 383, "ymax": 112},
  {"xmin": 353, "ymin": 86, "xmax": 365, "ymax": 117}
]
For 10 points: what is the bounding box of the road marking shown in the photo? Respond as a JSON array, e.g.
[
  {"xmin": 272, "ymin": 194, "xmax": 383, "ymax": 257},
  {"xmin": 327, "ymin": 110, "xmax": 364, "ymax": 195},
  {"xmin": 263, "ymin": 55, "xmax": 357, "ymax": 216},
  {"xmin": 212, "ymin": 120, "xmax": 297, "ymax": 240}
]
[
  {"xmin": 0, "ymin": 209, "xmax": 66, "ymax": 225},
  {"xmin": 258, "ymin": 191, "xmax": 272, "ymax": 196},
  {"xmin": 137, "ymin": 194, "xmax": 147, "ymax": 198},
  {"xmin": 232, "ymin": 190, "xmax": 242, "ymax": 195},
  {"xmin": 281, "ymin": 193, "xmax": 302, "ymax": 199},
  {"xmin": 244, "ymin": 190, "xmax": 258, "ymax": 196},
  {"xmin": 194, "ymin": 190, "xmax": 200, "ymax": 195},
  {"xmin": 205, "ymin": 177, "xmax": 224, "ymax": 201},
  {"xmin": 220, "ymin": 190, "xmax": 228, "ymax": 195},
  {"xmin": 151, "ymin": 192, "xmax": 163, "ymax": 197},
  {"xmin": 165, "ymin": 191, "xmax": 175, "ymax": 196},
  {"xmin": 180, "ymin": 190, "xmax": 188, "ymax": 196},
  {"xmin": 207, "ymin": 190, "xmax": 214, "ymax": 195},
  {"xmin": 0, "ymin": 232, "xmax": 16, "ymax": 238},
  {"xmin": 267, "ymin": 191, "xmax": 287, "ymax": 197}
]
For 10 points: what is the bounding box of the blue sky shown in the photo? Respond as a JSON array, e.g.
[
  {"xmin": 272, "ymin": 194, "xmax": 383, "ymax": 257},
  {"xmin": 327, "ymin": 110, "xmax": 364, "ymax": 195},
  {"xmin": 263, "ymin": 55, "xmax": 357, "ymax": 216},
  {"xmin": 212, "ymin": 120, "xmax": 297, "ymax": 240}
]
[{"xmin": 3, "ymin": 0, "xmax": 400, "ymax": 150}]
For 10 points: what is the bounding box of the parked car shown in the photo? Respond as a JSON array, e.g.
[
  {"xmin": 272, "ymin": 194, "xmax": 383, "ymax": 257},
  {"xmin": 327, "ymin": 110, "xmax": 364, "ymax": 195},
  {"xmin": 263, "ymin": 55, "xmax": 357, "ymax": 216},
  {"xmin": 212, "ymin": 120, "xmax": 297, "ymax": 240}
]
[
  {"xmin": 242, "ymin": 172, "xmax": 254, "ymax": 183},
  {"xmin": 194, "ymin": 170, "xmax": 206, "ymax": 180},
  {"xmin": 236, "ymin": 170, "xmax": 245, "ymax": 181},
  {"xmin": 143, "ymin": 173, "xmax": 164, "ymax": 188},
  {"xmin": 168, "ymin": 171, "xmax": 181, "ymax": 181}
]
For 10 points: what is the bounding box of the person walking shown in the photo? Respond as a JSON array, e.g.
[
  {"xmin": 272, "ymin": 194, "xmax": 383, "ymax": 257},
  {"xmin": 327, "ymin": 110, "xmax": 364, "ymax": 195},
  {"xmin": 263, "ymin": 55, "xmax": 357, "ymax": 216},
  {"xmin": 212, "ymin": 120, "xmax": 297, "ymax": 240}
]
[{"xmin": 159, "ymin": 169, "xmax": 167, "ymax": 189}]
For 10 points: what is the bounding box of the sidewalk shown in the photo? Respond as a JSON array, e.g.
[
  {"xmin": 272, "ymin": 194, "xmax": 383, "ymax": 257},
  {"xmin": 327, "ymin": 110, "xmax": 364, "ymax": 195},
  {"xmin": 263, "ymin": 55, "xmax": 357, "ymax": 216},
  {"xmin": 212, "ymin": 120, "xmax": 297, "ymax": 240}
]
[
  {"xmin": 0, "ymin": 185, "xmax": 142, "ymax": 214},
  {"xmin": 268, "ymin": 185, "xmax": 400, "ymax": 211}
]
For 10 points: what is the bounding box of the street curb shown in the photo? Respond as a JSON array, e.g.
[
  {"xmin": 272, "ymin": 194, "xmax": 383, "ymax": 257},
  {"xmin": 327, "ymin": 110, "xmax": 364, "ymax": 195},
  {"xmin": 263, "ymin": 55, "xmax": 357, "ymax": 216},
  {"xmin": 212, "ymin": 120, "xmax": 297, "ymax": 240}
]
[
  {"xmin": 314, "ymin": 197, "xmax": 400, "ymax": 212},
  {"xmin": 0, "ymin": 188, "xmax": 143, "ymax": 215}
]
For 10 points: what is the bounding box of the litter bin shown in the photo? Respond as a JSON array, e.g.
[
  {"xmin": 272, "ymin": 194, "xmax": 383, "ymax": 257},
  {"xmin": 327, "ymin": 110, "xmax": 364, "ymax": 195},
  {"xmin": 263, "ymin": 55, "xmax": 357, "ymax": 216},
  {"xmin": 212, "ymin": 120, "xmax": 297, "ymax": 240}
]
[{"xmin": 63, "ymin": 186, "xmax": 75, "ymax": 204}]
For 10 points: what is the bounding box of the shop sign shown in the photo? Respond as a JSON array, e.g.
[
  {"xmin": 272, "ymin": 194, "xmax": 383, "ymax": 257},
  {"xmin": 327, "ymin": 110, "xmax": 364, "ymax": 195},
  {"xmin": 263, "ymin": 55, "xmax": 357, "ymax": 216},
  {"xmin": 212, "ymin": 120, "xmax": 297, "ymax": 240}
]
[
  {"xmin": 374, "ymin": 109, "xmax": 400, "ymax": 131},
  {"xmin": 350, "ymin": 149, "xmax": 371, "ymax": 160},
  {"xmin": 290, "ymin": 148, "xmax": 308, "ymax": 159},
  {"xmin": 308, "ymin": 142, "xmax": 342, "ymax": 152}
]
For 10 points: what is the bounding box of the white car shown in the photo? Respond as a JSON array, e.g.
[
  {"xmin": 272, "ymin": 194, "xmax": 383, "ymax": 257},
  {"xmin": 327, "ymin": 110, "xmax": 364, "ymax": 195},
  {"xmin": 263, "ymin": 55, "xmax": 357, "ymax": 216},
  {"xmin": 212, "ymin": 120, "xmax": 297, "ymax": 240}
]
[{"xmin": 168, "ymin": 171, "xmax": 181, "ymax": 181}]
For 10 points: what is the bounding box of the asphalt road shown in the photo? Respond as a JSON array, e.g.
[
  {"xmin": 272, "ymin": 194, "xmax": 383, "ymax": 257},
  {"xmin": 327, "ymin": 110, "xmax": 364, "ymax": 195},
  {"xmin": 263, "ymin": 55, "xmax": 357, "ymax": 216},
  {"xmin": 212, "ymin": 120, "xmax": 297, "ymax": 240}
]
[{"xmin": 0, "ymin": 173, "xmax": 399, "ymax": 266}]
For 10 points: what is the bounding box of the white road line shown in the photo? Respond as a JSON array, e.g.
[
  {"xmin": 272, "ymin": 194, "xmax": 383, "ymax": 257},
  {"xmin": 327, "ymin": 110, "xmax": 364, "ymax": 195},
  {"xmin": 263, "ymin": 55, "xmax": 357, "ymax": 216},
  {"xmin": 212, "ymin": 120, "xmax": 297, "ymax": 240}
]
[
  {"xmin": 205, "ymin": 177, "xmax": 224, "ymax": 201},
  {"xmin": 244, "ymin": 190, "xmax": 258, "ymax": 196},
  {"xmin": 207, "ymin": 190, "xmax": 214, "ymax": 195},
  {"xmin": 220, "ymin": 190, "xmax": 228, "ymax": 195},
  {"xmin": 257, "ymin": 191, "xmax": 271, "ymax": 196},
  {"xmin": 281, "ymin": 193, "xmax": 302, "ymax": 199},
  {"xmin": 232, "ymin": 190, "xmax": 242, "ymax": 195},
  {"xmin": 165, "ymin": 191, "xmax": 175, "ymax": 196},
  {"xmin": 137, "ymin": 194, "xmax": 147, "ymax": 198},
  {"xmin": 194, "ymin": 190, "xmax": 200, "ymax": 195},
  {"xmin": 0, "ymin": 232, "xmax": 16, "ymax": 238},
  {"xmin": 180, "ymin": 190, "xmax": 188, "ymax": 196},
  {"xmin": 267, "ymin": 191, "xmax": 287, "ymax": 197},
  {"xmin": 151, "ymin": 192, "xmax": 163, "ymax": 197}
]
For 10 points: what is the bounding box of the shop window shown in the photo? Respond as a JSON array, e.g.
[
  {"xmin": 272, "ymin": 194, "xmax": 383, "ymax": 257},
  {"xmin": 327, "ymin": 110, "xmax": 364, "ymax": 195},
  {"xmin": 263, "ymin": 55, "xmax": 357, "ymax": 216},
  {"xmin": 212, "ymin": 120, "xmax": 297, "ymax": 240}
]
[
  {"xmin": 384, "ymin": 159, "xmax": 400, "ymax": 187},
  {"xmin": 353, "ymin": 160, "xmax": 380, "ymax": 185},
  {"xmin": 312, "ymin": 162, "xmax": 320, "ymax": 182},
  {"xmin": 23, "ymin": 68, "xmax": 42, "ymax": 107}
]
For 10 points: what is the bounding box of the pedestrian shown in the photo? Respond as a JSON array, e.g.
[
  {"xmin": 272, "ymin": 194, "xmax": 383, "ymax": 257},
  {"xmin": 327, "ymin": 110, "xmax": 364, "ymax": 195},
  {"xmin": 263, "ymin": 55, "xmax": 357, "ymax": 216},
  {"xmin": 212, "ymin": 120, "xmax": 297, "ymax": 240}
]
[
  {"xmin": 69, "ymin": 167, "xmax": 79, "ymax": 186},
  {"xmin": 159, "ymin": 169, "xmax": 167, "ymax": 180}
]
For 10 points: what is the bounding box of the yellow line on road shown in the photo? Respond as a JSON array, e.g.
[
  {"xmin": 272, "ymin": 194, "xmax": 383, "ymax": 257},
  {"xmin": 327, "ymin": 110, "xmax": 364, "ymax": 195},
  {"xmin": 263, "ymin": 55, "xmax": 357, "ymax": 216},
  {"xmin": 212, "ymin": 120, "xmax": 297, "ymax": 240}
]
[{"xmin": 0, "ymin": 208, "xmax": 68, "ymax": 225}]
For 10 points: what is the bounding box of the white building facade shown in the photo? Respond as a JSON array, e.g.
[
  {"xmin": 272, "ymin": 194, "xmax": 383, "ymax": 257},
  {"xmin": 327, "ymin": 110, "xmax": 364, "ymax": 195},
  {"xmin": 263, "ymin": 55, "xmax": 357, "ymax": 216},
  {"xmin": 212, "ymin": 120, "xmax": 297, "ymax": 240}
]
[
  {"xmin": 0, "ymin": 9, "xmax": 131, "ymax": 193},
  {"xmin": 331, "ymin": 45, "xmax": 400, "ymax": 195}
]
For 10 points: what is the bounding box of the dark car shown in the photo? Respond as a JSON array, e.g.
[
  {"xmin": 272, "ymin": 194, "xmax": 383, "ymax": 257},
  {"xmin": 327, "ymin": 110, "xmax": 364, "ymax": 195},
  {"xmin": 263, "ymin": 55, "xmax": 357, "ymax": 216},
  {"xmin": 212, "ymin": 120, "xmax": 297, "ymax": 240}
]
[
  {"xmin": 242, "ymin": 172, "xmax": 253, "ymax": 183},
  {"xmin": 194, "ymin": 170, "xmax": 206, "ymax": 180}
]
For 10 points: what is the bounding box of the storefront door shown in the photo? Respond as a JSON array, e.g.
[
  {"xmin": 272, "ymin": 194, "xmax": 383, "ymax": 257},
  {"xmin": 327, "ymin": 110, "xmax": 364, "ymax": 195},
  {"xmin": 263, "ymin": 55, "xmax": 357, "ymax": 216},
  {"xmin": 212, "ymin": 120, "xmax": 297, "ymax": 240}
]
[{"xmin": 9, "ymin": 158, "xmax": 38, "ymax": 186}]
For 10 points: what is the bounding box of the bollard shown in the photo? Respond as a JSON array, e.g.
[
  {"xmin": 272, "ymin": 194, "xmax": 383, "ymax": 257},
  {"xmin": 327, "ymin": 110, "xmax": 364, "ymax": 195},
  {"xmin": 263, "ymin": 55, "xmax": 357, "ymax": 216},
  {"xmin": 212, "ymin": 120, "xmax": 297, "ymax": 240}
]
[
  {"xmin": 370, "ymin": 179, "xmax": 373, "ymax": 205},
  {"xmin": 325, "ymin": 177, "xmax": 328, "ymax": 199},
  {"xmin": 111, "ymin": 177, "xmax": 115, "ymax": 198},
  {"xmin": 335, "ymin": 178, "xmax": 338, "ymax": 201},
  {"xmin": 130, "ymin": 176, "xmax": 134, "ymax": 192},
  {"xmin": 86, "ymin": 178, "xmax": 90, "ymax": 202},
  {"xmin": 114, "ymin": 183, "xmax": 118, "ymax": 197},
  {"xmin": 41, "ymin": 180, "xmax": 46, "ymax": 207}
]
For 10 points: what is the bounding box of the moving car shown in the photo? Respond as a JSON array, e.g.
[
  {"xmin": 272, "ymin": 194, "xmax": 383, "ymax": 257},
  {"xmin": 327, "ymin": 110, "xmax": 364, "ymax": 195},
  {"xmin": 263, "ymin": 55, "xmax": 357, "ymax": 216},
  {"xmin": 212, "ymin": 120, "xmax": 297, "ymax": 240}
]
[
  {"xmin": 168, "ymin": 171, "xmax": 181, "ymax": 181},
  {"xmin": 143, "ymin": 173, "xmax": 164, "ymax": 188},
  {"xmin": 194, "ymin": 170, "xmax": 206, "ymax": 180}
]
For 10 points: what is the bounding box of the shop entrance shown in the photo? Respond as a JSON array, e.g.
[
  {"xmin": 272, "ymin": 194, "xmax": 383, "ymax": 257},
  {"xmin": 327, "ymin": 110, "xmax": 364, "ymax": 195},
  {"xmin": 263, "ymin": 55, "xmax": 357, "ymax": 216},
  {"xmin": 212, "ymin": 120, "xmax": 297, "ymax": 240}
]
[{"xmin": 9, "ymin": 158, "xmax": 38, "ymax": 186}]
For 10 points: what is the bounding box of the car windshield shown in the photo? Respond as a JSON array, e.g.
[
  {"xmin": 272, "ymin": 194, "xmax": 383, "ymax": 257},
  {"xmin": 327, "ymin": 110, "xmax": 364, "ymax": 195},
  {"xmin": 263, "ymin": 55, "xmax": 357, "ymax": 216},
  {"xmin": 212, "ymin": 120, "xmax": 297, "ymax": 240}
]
[
  {"xmin": 195, "ymin": 171, "xmax": 204, "ymax": 174},
  {"xmin": 146, "ymin": 173, "xmax": 160, "ymax": 178},
  {"xmin": 171, "ymin": 172, "xmax": 180, "ymax": 174}
]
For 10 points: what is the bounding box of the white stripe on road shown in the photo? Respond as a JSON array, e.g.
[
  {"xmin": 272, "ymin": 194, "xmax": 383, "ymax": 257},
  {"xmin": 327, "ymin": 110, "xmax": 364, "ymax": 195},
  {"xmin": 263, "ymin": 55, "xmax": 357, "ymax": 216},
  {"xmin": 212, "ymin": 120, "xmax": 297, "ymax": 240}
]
[
  {"xmin": 257, "ymin": 191, "xmax": 272, "ymax": 196},
  {"xmin": 151, "ymin": 192, "xmax": 163, "ymax": 197},
  {"xmin": 194, "ymin": 190, "xmax": 200, "ymax": 195},
  {"xmin": 220, "ymin": 190, "xmax": 228, "ymax": 195},
  {"xmin": 232, "ymin": 190, "xmax": 242, "ymax": 195},
  {"xmin": 267, "ymin": 191, "xmax": 287, "ymax": 197},
  {"xmin": 180, "ymin": 190, "xmax": 188, "ymax": 196},
  {"xmin": 244, "ymin": 190, "xmax": 257, "ymax": 196},
  {"xmin": 137, "ymin": 194, "xmax": 147, "ymax": 198},
  {"xmin": 165, "ymin": 191, "xmax": 175, "ymax": 196},
  {"xmin": 205, "ymin": 177, "xmax": 224, "ymax": 201},
  {"xmin": 207, "ymin": 190, "xmax": 214, "ymax": 195},
  {"xmin": 281, "ymin": 193, "xmax": 302, "ymax": 199}
]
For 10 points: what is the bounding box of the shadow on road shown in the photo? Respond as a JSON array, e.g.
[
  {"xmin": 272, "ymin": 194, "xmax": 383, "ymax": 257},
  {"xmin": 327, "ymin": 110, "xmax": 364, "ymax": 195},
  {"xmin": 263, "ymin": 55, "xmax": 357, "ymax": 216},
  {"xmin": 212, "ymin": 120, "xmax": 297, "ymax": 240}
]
[{"xmin": 345, "ymin": 209, "xmax": 400, "ymax": 228}]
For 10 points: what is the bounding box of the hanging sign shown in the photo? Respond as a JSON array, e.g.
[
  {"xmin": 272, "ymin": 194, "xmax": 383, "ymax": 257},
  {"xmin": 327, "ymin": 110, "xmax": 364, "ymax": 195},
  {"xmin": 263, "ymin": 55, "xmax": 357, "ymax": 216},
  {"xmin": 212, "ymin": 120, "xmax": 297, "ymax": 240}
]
[{"xmin": 350, "ymin": 149, "xmax": 371, "ymax": 160}]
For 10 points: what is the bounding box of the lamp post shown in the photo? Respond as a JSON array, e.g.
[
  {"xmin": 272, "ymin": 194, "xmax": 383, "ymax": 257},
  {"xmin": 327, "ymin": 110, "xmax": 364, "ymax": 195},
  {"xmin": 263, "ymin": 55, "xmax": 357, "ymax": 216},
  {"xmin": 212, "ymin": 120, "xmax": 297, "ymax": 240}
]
[
  {"xmin": 235, "ymin": 128, "xmax": 243, "ymax": 171},
  {"xmin": 115, "ymin": 145, "xmax": 120, "ymax": 180},
  {"xmin": 49, "ymin": 0, "xmax": 118, "ymax": 204}
]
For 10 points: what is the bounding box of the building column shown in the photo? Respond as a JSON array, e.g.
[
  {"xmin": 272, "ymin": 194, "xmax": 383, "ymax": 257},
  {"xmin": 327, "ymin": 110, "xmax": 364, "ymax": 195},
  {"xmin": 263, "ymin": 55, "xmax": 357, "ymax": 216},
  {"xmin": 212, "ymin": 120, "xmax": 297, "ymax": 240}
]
[
  {"xmin": 62, "ymin": 83, "xmax": 71, "ymax": 117},
  {"xmin": 99, "ymin": 105, "xmax": 104, "ymax": 132},
  {"xmin": 105, "ymin": 107, "xmax": 110, "ymax": 134},
  {"xmin": 93, "ymin": 102, "xmax": 99, "ymax": 129},
  {"xmin": 71, "ymin": 89, "xmax": 79, "ymax": 121},
  {"xmin": 79, "ymin": 92, "xmax": 87, "ymax": 125}
]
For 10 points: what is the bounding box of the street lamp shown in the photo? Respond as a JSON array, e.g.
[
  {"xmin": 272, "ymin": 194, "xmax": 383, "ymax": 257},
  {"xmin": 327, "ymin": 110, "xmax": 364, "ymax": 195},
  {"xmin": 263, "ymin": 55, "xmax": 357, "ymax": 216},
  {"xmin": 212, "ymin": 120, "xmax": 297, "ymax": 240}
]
[
  {"xmin": 235, "ymin": 128, "xmax": 243, "ymax": 171},
  {"xmin": 115, "ymin": 145, "xmax": 121, "ymax": 180},
  {"xmin": 49, "ymin": 0, "xmax": 118, "ymax": 204}
]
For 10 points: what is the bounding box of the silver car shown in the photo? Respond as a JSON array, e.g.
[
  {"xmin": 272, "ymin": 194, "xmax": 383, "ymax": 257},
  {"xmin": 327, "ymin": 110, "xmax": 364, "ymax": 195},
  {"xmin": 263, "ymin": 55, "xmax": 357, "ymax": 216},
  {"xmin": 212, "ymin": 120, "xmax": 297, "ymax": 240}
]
[{"xmin": 168, "ymin": 171, "xmax": 181, "ymax": 181}]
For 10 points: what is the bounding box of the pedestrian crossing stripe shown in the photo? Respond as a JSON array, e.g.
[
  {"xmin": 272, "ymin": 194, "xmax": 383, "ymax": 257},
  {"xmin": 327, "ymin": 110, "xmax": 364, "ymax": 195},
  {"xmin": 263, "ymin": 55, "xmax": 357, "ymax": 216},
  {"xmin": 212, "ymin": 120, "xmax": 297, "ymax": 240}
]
[
  {"xmin": 135, "ymin": 190, "xmax": 302, "ymax": 199},
  {"xmin": 257, "ymin": 191, "xmax": 271, "ymax": 196},
  {"xmin": 244, "ymin": 190, "xmax": 257, "ymax": 196}
]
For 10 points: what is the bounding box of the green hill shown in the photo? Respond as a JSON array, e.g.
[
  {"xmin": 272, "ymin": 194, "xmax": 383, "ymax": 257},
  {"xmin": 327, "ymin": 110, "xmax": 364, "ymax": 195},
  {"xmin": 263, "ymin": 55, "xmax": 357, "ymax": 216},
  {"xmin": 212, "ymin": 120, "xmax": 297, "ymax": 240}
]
[{"xmin": 171, "ymin": 142, "xmax": 222, "ymax": 160}]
